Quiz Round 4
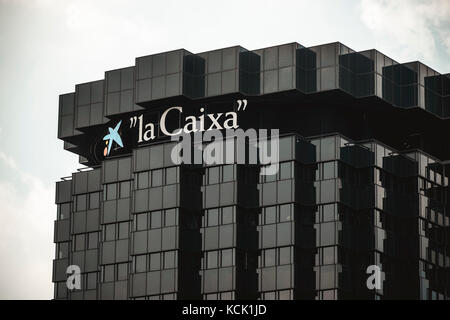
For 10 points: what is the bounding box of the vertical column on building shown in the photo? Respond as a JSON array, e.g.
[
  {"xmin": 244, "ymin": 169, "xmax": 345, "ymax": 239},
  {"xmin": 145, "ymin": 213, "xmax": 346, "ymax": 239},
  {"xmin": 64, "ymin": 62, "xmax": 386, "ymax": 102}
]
[
  {"xmin": 131, "ymin": 142, "xmax": 202, "ymax": 299},
  {"xmin": 201, "ymin": 161, "xmax": 259, "ymax": 300},
  {"xmin": 258, "ymin": 135, "xmax": 316, "ymax": 300},
  {"xmin": 338, "ymin": 142, "xmax": 378, "ymax": 299},
  {"xmin": 65, "ymin": 168, "xmax": 102, "ymax": 299},
  {"xmin": 100, "ymin": 157, "xmax": 133, "ymax": 299},
  {"xmin": 53, "ymin": 179, "xmax": 73, "ymax": 299},
  {"xmin": 311, "ymin": 135, "xmax": 376, "ymax": 300}
]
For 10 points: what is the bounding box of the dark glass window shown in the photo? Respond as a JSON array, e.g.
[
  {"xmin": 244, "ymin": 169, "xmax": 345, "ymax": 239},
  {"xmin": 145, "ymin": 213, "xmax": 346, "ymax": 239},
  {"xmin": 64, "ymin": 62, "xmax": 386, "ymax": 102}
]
[
  {"xmin": 136, "ymin": 213, "xmax": 148, "ymax": 231},
  {"xmin": 164, "ymin": 209, "xmax": 177, "ymax": 227},
  {"xmin": 279, "ymin": 162, "xmax": 293, "ymax": 180},
  {"xmin": 221, "ymin": 249, "xmax": 233, "ymax": 267},
  {"xmin": 208, "ymin": 167, "xmax": 220, "ymax": 184},
  {"xmin": 150, "ymin": 211, "xmax": 162, "ymax": 229},
  {"xmin": 320, "ymin": 265, "xmax": 335, "ymax": 289},
  {"xmin": 279, "ymin": 247, "xmax": 291, "ymax": 265},
  {"xmin": 207, "ymin": 209, "xmax": 219, "ymax": 226},
  {"xmin": 105, "ymin": 224, "xmax": 116, "ymax": 241},
  {"xmin": 264, "ymin": 249, "xmax": 276, "ymax": 267},
  {"xmin": 279, "ymin": 204, "xmax": 292, "ymax": 222},
  {"xmin": 320, "ymin": 180, "xmax": 336, "ymax": 203},
  {"xmin": 320, "ymin": 137, "xmax": 336, "ymax": 161},
  {"xmin": 89, "ymin": 192, "xmax": 100, "ymax": 209},
  {"xmin": 149, "ymin": 253, "xmax": 161, "ymax": 271},
  {"xmin": 166, "ymin": 167, "xmax": 177, "ymax": 185},
  {"xmin": 279, "ymin": 289, "xmax": 291, "ymax": 300},
  {"xmin": 323, "ymin": 161, "xmax": 335, "ymax": 180},
  {"xmin": 262, "ymin": 225, "xmax": 276, "ymax": 248},
  {"xmin": 222, "ymin": 165, "xmax": 234, "ymax": 182},
  {"xmin": 277, "ymin": 222, "xmax": 291, "ymax": 246},
  {"xmin": 323, "ymin": 246, "xmax": 335, "ymax": 265},
  {"xmin": 152, "ymin": 169, "xmax": 163, "ymax": 187},
  {"xmin": 86, "ymin": 272, "xmax": 97, "ymax": 290},
  {"xmin": 265, "ymin": 206, "xmax": 276, "ymax": 224},
  {"xmin": 221, "ymin": 206, "xmax": 234, "ymax": 224},
  {"xmin": 119, "ymin": 181, "xmax": 131, "ymax": 198},
  {"xmin": 105, "ymin": 183, "xmax": 117, "ymax": 200},
  {"xmin": 219, "ymin": 225, "xmax": 233, "ymax": 247},
  {"xmin": 320, "ymin": 222, "xmax": 336, "ymax": 246},
  {"xmin": 88, "ymin": 232, "xmax": 98, "ymax": 249},
  {"xmin": 163, "ymin": 251, "xmax": 176, "ymax": 269},
  {"xmin": 76, "ymin": 194, "xmax": 87, "ymax": 211},
  {"xmin": 279, "ymin": 137, "xmax": 293, "ymax": 161},
  {"xmin": 322, "ymin": 204, "xmax": 336, "ymax": 222},
  {"xmin": 135, "ymin": 255, "xmax": 147, "ymax": 273},
  {"xmin": 57, "ymin": 242, "xmax": 69, "ymax": 259},
  {"xmin": 103, "ymin": 264, "xmax": 115, "ymax": 282},
  {"xmin": 74, "ymin": 234, "xmax": 85, "ymax": 251},
  {"xmin": 118, "ymin": 222, "xmax": 129, "ymax": 239},
  {"xmin": 207, "ymin": 251, "xmax": 218, "ymax": 269},
  {"xmin": 138, "ymin": 171, "xmax": 149, "ymax": 189},
  {"xmin": 59, "ymin": 203, "xmax": 70, "ymax": 220},
  {"xmin": 117, "ymin": 262, "xmax": 128, "ymax": 280},
  {"xmin": 221, "ymin": 291, "xmax": 233, "ymax": 300}
]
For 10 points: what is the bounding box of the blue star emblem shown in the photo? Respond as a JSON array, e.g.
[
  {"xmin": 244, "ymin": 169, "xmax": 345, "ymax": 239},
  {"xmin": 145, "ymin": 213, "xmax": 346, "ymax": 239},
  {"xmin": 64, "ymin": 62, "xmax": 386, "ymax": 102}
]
[{"xmin": 103, "ymin": 120, "xmax": 123, "ymax": 156}]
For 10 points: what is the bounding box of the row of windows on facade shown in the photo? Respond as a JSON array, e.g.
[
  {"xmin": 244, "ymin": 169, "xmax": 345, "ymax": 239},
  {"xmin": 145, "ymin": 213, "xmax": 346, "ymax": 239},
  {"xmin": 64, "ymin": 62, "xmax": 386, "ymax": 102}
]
[
  {"xmin": 66, "ymin": 209, "xmax": 180, "ymax": 253},
  {"xmin": 54, "ymin": 265, "xmax": 337, "ymax": 300},
  {"xmin": 259, "ymin": 161, "xmax": 296, "ymax": 183},
  {"xmin": 65, "ymin": 171, "xmax": 442, "ymax": 220},
  {"xmin": 60, "ymin": 192, "xmax": 450, "ymax": 247},
  {"xmin": 136, "ymin": 167, "xmax": 179, "ymax": 189},
  {"xmin": 259, "ymin": 204, "xmax": 294, "ymax": 225},
  {"xmin": 260, "ymin": 158, "xmax": 447, "ymax": 187},
  {"xmin": 259, "ymin": 246, "xmax": 294, "ymax": 268}
]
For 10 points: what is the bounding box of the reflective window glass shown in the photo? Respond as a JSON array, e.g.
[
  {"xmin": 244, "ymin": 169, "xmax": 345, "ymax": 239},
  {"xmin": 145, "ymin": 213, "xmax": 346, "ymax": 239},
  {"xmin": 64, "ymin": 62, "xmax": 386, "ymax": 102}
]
[
  {"xmin": 279, "ymin": 162, "xmax": 292, "ymax": 180},
  {"xmin": 138, "ymin": 172, "xmax": 149, "ymax": 189},
  {"xmin": 164, "ymin": 251, "xmax": 176, "ymax": 269},
  {"xmin": 136, "ymin": 213, "xmax": 147, "ymax": 231},
  {"xmin": 74, "ymin": 234, "xmax": 85, "ymax": 251},
  {"xmin": 164, "ymin": 209, "xmax": 177, "ymax": 227},
  {"xmin": 88, "ymin": 232, "xmax": 98, "ymax": 249},
  {"xmin": 89, "ymin": 192, "xmax": 100, "ymax": 209},
  {"xmin": 221, "ymin": 249, "xmax": 233, "ymax": 267},
  {"xmin": 264, "ymin": 249, "xmax": 276, "ymax": 267},
  {"xmin": 279, "ymin": 247, "xmax": 291, "ymax": 265},
  {"xmin": 166, "ymin": 167, "xmax": 177, "ymax": 185},
  {"xmin": 207, "ymin": 251, "xmax": 218, "ymax": 269},
  {"xmin": 150, "ymin": 211, "xmax": 162, "ymax": 229},
  {"xmin": 222, "ymin": 165, "xmax": 234, "ymax": 182},
  {"xmin": 208, "ymin": 167, "xmax": 220, "ymax": 184},
  {"xmin": 150, "ymin": 253, "xmax": 161, "ymax": 271},
  {"xmin": 119, "ymin": 181, "xmax": 130, "ymax": 198},
  {"xmin": 103, "ymin": 264, "xmax": 114, "ymax": 282},
  {"xmin": 222, "ymin": 207, "xmax": 234, "ymax": 224},
  {"xmin": 279, "ymin": 204, "xmax": 292, "ymax": 222},
  {"xmin": 105, "ymin": 224, "xmax": 116, "ymax": 241},
  {"xmin": 207, "ymin": 209, "xmax": 219, "ymax": 226},
  {"xmin": 106, "ymin": 183, "xmax": 117, "ymax": 200},
  {"xmin": 152, "ymin": 169, "xmax": 163, "ymax": 187},
  {"xmin": 117, "ymin": 262, "xmax": 128, "ymax": 280},
  {"xmin": 265, "ymin": 206, "xmax": 276, "ymax": 224},
  {"xmin": 118, "ymin": 222, "xmax": 129, "ymax": 239}
]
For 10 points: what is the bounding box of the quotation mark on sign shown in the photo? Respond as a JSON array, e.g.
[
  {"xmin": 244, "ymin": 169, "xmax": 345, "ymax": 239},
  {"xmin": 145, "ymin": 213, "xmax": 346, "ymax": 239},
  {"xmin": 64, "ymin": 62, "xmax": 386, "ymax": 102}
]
[
  {"xmin": 237, "ymin": 99, "xmax": 248, "ymax": 111},
  {"xmin": 130, "ymin": 116, "xmax": 138, "ymax": 128}
]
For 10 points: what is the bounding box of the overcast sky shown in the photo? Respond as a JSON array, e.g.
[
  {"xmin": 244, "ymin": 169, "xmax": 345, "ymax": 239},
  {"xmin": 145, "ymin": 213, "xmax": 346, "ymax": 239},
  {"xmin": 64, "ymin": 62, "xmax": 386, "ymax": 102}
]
[{"xmin": 0, "ymin": 0, "xmax": 448, "ymax": 299}]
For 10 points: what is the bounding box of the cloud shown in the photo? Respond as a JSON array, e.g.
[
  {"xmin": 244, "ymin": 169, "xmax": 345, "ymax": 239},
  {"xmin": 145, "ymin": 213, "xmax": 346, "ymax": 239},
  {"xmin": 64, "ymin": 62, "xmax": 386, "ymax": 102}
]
[
  {"xmin": 0, "ymin": 153, "xmax": 54, "ymax": 299},
  {"xmin": 359, "ymin": 0, "xmax": 450, "ymax": 68},
  {"xmin": 0, "ymin": 151, "xmax": 17, "ymax": 169}
]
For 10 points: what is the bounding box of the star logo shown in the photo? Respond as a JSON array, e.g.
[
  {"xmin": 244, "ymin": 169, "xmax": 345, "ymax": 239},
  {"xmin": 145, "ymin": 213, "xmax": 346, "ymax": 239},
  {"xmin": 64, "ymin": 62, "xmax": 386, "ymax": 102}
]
[{"xmin": 102, "ymin": 120, "xmax": 123, "ymax": 156}]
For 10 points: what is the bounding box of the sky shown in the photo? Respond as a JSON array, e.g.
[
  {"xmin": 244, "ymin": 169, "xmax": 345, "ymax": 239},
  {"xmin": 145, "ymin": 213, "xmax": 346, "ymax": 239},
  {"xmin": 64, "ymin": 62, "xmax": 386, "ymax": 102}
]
[{"xmin": 0, "ymin": 0, "xmax": 449, "ymax": 299}]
